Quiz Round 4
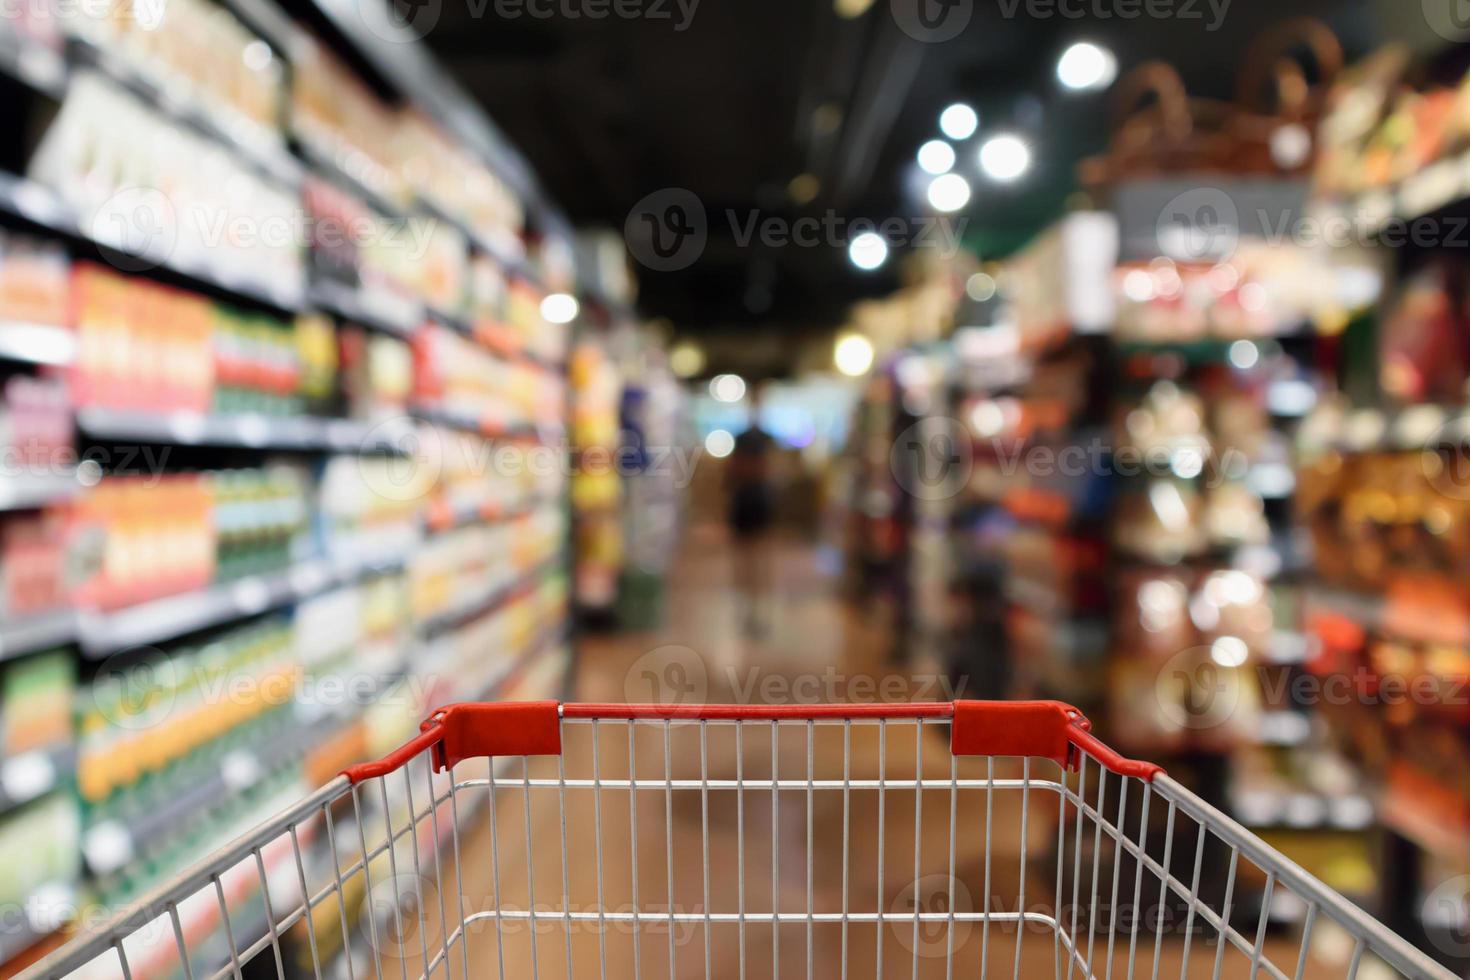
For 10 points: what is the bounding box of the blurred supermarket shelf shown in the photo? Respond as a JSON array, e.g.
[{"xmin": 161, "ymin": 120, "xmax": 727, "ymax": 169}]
[
  {"xmin": 465, "ymin": 622, "xmax": 567, "ymax": 702},
  {"xmin": 293, "ymin": 137, "xmax": 412, "ymax": 223},
  {"xmin": 414, "ymin": 197, "xmax": 529, "ymax": 273},
  {"xmin": 308, "ymin": 279, "xmax": 421, "ymax": 339},
  {"xmin": 67, "ymin": 40, "xmax": 302, "ymax": 188},
  {"xmin": 1311, "ymin": 147, "xmax": 1470, "ymax": 240},
  {"xmin": 0, "ymin": 609, "xmax": 77, "ymax": 662},
  {"xmin": 81, "ymin": 720, "xmax": 306, "ymax": 875},
  {"xmin": 423, "ymin": 497, "xmax": 539, "ymax": 535},
  {"xmin": 75, "ymin": 407, "xmax": 415, "ymax": 454},
  {"xmin": 415, "ymin": 557, "xmax": 564, "ymax": 640},
  {"xmin": 77, "ymin": 548, "xmax": 412, "ymax": 657},
  {"xmin": 0, "ymin": 321, "xmax": 77, "ymax": 367},
  {"xmin": 0, "ymin": 172, "xmax": 304, "ymax": 314},
  {"xmin": 0, "ymin": 742, "xmax": 76, "ymax": 817},
  {"xmin": 410, "ymin": 405, "xmax": 560, "ymax": 443},
  {"xmin": 0, "ymin": 471, "xmax": 80, "ymax": 512}
]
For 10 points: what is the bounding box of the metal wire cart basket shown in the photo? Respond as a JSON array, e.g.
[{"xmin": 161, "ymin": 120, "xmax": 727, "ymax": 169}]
[{"xmin": 18, "ymin": 701, "xmax": 1455, "ymax": 979}]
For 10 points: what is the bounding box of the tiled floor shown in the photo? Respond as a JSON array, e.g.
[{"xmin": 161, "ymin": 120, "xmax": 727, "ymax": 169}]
[{"xmin": 389, "ymin": 525, "xmax": 1350, "ymax": 979}]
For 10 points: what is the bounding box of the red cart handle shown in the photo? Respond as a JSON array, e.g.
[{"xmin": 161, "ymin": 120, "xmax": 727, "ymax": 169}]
[{"xmin": 341, "ymin": 699, "xmax": 1163, "ymax": 784}]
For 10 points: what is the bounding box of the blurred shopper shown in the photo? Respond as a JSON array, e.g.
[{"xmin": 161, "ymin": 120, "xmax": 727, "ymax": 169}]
[{"xmin": 727, "ymin": 399, "xmax": 775, "ymax": 635}]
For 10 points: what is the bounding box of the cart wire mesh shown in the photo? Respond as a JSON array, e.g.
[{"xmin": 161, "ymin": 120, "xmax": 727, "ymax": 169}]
[{"xmin": 17, "ymin": 701, "xmax": 1455, "ymax": 980}]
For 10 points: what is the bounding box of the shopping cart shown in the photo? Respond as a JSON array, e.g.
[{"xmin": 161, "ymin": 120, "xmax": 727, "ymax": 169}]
[{"xmin": 19, "ymin": 700, "xmax": 1454, "ymax": 980}]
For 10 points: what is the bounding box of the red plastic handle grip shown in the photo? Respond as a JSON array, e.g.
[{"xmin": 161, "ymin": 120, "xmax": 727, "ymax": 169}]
[{"xmin": 341, "ymin": 700, "xmax": 1164, "ymax": 784}]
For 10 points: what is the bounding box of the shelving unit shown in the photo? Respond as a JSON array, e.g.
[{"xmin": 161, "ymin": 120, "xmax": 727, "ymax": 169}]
[{"xmin": 0, "ymin": 0, "xmax": 592, "ymax": 969}]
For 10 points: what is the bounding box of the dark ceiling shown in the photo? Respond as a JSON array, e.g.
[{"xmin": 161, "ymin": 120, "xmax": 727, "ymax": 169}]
[{"xmin": 409, "ymin": 0, "xmax": 1377, "ymax": 350}]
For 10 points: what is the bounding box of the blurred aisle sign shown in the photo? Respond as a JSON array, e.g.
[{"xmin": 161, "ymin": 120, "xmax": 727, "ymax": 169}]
[{"xmin": 1113, "ymin": 176, "xmax": 1309, "ymax": 263}]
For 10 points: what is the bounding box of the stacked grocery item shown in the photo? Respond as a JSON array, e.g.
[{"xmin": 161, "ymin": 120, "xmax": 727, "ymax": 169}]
[
  {"xmin": 60, "ymin": 0, "xmax": 286, "ymax": 149},
  {"xmin": 413, "ymin": 321, "xmax": 565, "ymax": 432},
  {"xmin": 0, "ymin": 231, "xmax": 70, "ymax": 328},
  {"xmin": 30, "ymin": 76, "xmax": 304, "ymax": 300},
  {"xmin": 290, "ymin": 36, "xmax": 412, "ymax": 210},
  {"xmin": 407, "ymin": 508, "xmax": 563, "ymax": 626},
  {"xmin": 72, "ymin": 468, "xmax": 307, "ymax": 609},
  {"xmin": 569, "ymin": 338, "xmax": 623, "ymax": 612},
  {"xmin": 394, "ymin": 113, "xmax": 525, "ymax": 258}
]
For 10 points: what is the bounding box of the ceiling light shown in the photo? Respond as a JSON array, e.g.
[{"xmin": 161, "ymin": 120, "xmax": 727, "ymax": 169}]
[
  {"xmin": 1056, "ymin": 42, "xmax": 1117, "ymax": 91},
  {"xmin": 669, "ymin": 342, "xmax": 706, "ymax": 378},
  {"xmin": 834, "ymin": 334, "xmax": 875, "ymax": 377},
  {"xmin": 926, "ymin": 173, "xmax": 971, "ymax": 212},
  {"xmin": 847, "ymin": 232, "xmax": 888, "ymax": 271},
  {"xmin": 704, "ymin": 429, "xmax": 735, "ymax": 458},
  {"xmin": 917, "ymin": 140, "xmax": 955, "ymax": 175},
  {"xmin": 979, "ymin": 135, "xmax": 1031, "ymax": 182},
  {"xmin": 787, "ymin": 172, "xmax": 820, "ymax": 205},
  {"xmin": 710, "ymin": 373, "xmax": 746, "ymax": 403},
  {"xmin": 938, "ymin": 103, "xmax": 978, "ymax": 141},
  {"xmin": 540, "ymin": 293, "xmax": 579, "ymax": 323}
]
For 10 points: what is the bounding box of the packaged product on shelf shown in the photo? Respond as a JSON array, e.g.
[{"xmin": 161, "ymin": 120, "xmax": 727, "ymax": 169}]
[
  {"xmin": 294, "ymin": 313, "xmax": 339, "ymax": 415},
  {"xmin": 293, "ymin": 575, "xmax": 408, "ymax": 719},
  {"xmin": 211, "ymin": 309, "xmax": 304, "ymax": 417},
  {"xmin": 0, "ymin": 793, "xmax": 80, "ymax": 911},
  {"xmin": 56, "ymin": 0, "xmax": 286, "ymax": 146},
  {"xmin": 289, "ymin": 35, "xmax": 411, "ymax": 208},
  {"xmin": 1312, "ymin": 47, "xmax": 1410, "ymax": 198},
  {"xmin": 303, "ymin": 176, "xmax": 425, "ymax": 324},
  {"xmin": 414, "ymin": 322, "xmax": 563, "ymax": 431},
  {"xmin": 72, "ymin": 264, "xmax": 331, "ymax": 418},
  {"xmin": 393, "ymin": 112, "xmax": 525, "ymax": 252},
  {"xmin": 1378, "ymin": 265, "xmax": 1470, "ymax": 405},
  {"xmin": 30, "ymin": 76, "xmax": 304, "ymax": 298},
  {"xmin": 1114, "ymin": 248, "xmax": 1331, "ymax": 342},
  {"xmin": 208, "ymin": 466, "xmax": 309, "ymax": 581},
  {"xmin": 316, "ymin": 455, "xmax": 425, "ymax": 563},
  {"xmin": 1, "ymin": 509, "xmax": 72, "ymax": 618},
  {"xmin": 1, "ymin": 373, "xmax": 72, "ymax": 470},
  {"xmin": 0, "ymin": 231, "xmax": 71, "ymax": 327},
  {"xmin": 72, "ymin": 468, "xmax": 310, "ymax": 609},
  {"xmin": 72, "ymin": 264, "xmax": 214, "ymax": 414},
  {"xmin": 419, "ymin": 218, "xmax": 469, "ymax": 317},
  {"xmin": 77, "ymin": 616, "xmax": 299, "ymax": 806},
  {"xmin": 339, "ymin": 326, "xmax": 412, "ymax": 424},
  {"xmin": 1, "ymin": 650, "xmax": 73, "ymax": 756}
]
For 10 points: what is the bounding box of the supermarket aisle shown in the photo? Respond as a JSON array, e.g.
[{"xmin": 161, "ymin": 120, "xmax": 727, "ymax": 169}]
[{"xmin": 388, "ymin": 524, "xmax": 1329, "ymax": 980}]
